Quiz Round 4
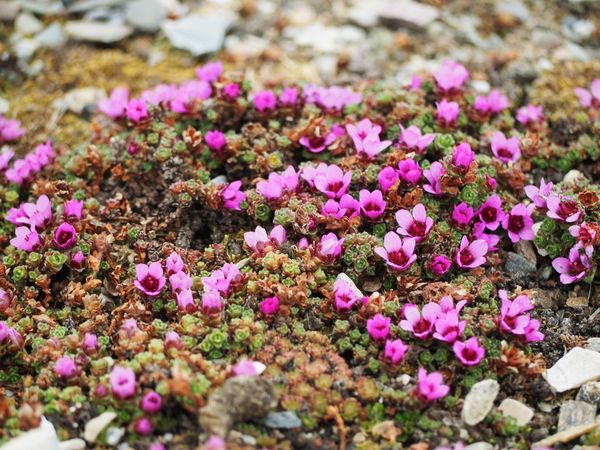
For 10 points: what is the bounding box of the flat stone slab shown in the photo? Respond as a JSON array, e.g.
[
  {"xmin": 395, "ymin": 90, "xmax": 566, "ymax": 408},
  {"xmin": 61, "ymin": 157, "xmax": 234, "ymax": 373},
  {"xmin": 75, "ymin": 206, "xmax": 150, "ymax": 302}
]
[{"xmin": 546, "ymin": 347, "xmax": 600, "ymax": 392}]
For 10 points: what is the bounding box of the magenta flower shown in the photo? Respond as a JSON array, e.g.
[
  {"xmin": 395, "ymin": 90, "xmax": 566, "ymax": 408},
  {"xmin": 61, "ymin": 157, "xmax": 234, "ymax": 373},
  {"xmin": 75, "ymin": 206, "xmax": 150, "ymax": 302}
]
[
  {"xmin": 0, "ymin": 115, "xmax": 26, "ymax": 142},
  {"xmin": 231, "ymin": 359, "xmax": 264, "ymax": 377},
  {"xmin": 109, "ymin": 366, "xmax": 136, "ymax": 400},
  {"xmin": 201, "ymin": 290, "xmax": 223, "ymax": 315},
  {"xmin": 472, "ymin": 223, "xmax": 500, "ymax": 253},
  {"xmin": 433, "ymin": 61, "xmax": 469, "ymax": 93},
  {"xmin": 546, "ymin": 195, "xmax": 582, "ymax": 223},
  {"xmin": 491, "ymin": 131, "xmax": 520, "ymax": 163},
  {"xmin": 135, "ymin": 262, "xmax": 166, "ymax": 296},
  {"xmin": 433, "ymin": 310, "xmax": 466, "ymax": 343},
  {"xmin": 416, "ymin": 368, "xmax": 450, "ymax": 403},
  {"xmin": 169, "ymin": 271, "xmax": 192, "ymax": 293},
  {"xmin": 359, "ymin": 189, "xmax": 386, "ymax": 220},
  {"xmin": 451, "ymin": 143, "xmax": 474, "ymax": 173},
  {"xmin": 170, "ymin": 80, "xmax": 211, "ymax": 113},
  {"xmin": 279, "ymin": 87, "xmax": 298, "ymax": 106},
  {"xmin": 10, "ymin": 226, "xmax": 40, "ymax": 252},
  {"xmin": 378, "ymin": 166, "xmax": 399, "ymax": 193},
  {"xmin": 399, "ymin": 125, "xmax": 435, "ymax": 154},
  {"xmin": 436, "ymin": 99, "xmax": 460, "ymax": 126},
  {"xmin": 221, "ymin": 181, "xmax": 246, "ymax": 211},
  {"xmin": 397, "ymin": 159, "xmax": 422, "ymax": 185},
  {"xmin": 498, "ymin": 290, "xmax": 543, "ymax": 342},
  {"xmin": 569, "ymin": 222, "xmax": 597, "ymax": 254},
  {"xmin": 383, "ymin": 339, "xmax": 409, "ymax": 366},
  {"xmin": 313, "ymin": 164, "xmax": 352, "ymax": 199},
  {"xmin": 474, "ymin": 89, "xmax": 509, "ymax": 115},
  {"xmin": 304, "ymin": 85, "xmax": 361, "ymax": 111},
  {"xmin": 375, "ymin": 232, "xmax": 417, "ymax": 272},
  {"xmin": 244, "ymin": 225, "xmax": 286, "ymax": 254},
  {"xmin": 166, "ymin": 251, "xmax": 185, "ymax": 275},
  {"xmin": 477, "ymin": 194, "xmax": 505, "ymax": 231},
  {"xmin": 253, "ymin": 90, "xmax": 277, "ymax": 111},
  {"xmin": 524, "ymin": 178, "xmax": 553, "ymax": 209},
  {"xmin": 141, "ymin": 391, "xmax": 162, "ymax": 414},
  {"xmin": 126, "ymin": 99, "xmax": 148, "ymax": 123},
  {"xmin": 82, "ymin": 333, "xmax": 97, "ymax": 352},
  {"xmin": 517, "ymin": 104, "xmax": 543, "ymax": 125},
  {"xmin": 455, "ymin": 236, "xmax": 488, "ymax": 269},
  {"xmin": 205, "ymin": 130, "xmax": 227, "ymax": 151},
  {"xmin": 453, "ymin": 337, "xmax": 485, "ymax": 366},
  {"xmin": 64, "ymin": 199, "xmax": 83, "ymax": 221},
  {"xmin": 5, "ymin": 159, "xmax": 32, "ymax": 184},
  {"xmin": 501, "ymin": 203, "xmax": 534, "ymax": 243},
  {"xmin": 452, "ymin": 202, "xmax": 474, "ymax": 228},
  {"xmin": 395, "ymin": 203, "xmax": 433, "ymax": 242},
  {"xmin": 322, "ymin": 196, "xmax": 357, "ymax": 220},
  {"xmin": 429, "ymin": 255, "xmax": 452, "ymax": 277},
  {"xmin": 164, "ymin": 331, "xmax": 183, "ymax": 350},
  {"xmin": 317, "ymin": 233, "xmax": 344, "ymax": 261},
  {"xmin": 55, "ymin": 355, "xmax": 77, "ymax": 378},
  {"xmin": 299, "ymin": 130, "xmax": 337, "ymax": 153},
  {"xmin": 98, "ymin": 87, "xmax": 129, "ymax": 118},
  {"xmin": 122, "ymin": 319, "xmax": 139, "ymax": 337},
  {"xmin": 0, "ymin": 148, "xmax": 14, "ymax": 170},
  {"xmin": 257, "ymin": 166, "xmax": 299, "ymax": 201},
  {"xmin": 346, "ymin": 118, "xmax": 391, "ymax": 160},
  {"xmin": 332, "ymin": 276, "xmax": 363, "ymax": 312},
  {"xmin": 439, "ymin": 296, "xmax": 467, "ymax": 314},
  {"xmin": 259, "ymin": 296, "xmax": 280, "ymax": 315},
  {"xmin": 202, "ymin": 263, "xmax": 241, "ymax": 297},
  {"xmin": 423, "ymin": 161, "xmax": 445, "ymax": 196},
  {"xmin": 367, "ymin": 314, "xmax": 391, "ymax": 341},
  {"xmin": 552, "ymin": 246, "xmax": 591, "ymax": 285},
  {"xmin": 410, "ymin": 75, "xmax": 422, "ymax": 90},
  {"xmin": 196, "ymin": 61, "xmax": 222, "ymax": 82},
  {"xmin": 135, "ymin": 417, "xmax": 152, "ymax": 436},
  {"xmin": 176, "ymin": 289, "xmax": 196, "ymax": 313},
  {"xmin": 223, "ymin": 83, "xmax": 240, "ymax": 100},
  {"xmin": 53, "ymin": 222, "xmax": 77, "ymax": 250},
  {"xmin": 8, "ymin": 194, "xmax": 53, "ymax": 230},
  {"xmin": 574, "ymin": 78, "xmax": 600, "ymax": 109},
  {"xmin": 400, "ymin": 303, "xmax": 441, "ymax": 340},
  {"xmin": 204, "ymin": 436, "xmax": 227, "ymax": 450}
]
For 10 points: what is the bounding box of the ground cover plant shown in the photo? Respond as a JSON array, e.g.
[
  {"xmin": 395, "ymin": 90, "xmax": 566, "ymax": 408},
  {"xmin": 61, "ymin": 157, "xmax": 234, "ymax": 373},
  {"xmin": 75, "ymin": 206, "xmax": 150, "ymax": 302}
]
[{"xmin": 0, "ymin": 60, "xmax": 600, "ymax": 449}]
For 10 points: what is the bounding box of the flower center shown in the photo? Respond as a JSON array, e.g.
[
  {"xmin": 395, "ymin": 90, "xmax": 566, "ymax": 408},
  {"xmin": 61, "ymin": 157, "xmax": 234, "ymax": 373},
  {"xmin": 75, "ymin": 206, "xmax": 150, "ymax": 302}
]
[
  {"xmin": 142, "ymin": 276, "xmax": 159, "ymax": 292},
  {"xmin": 508, "ymin": 214, "xmax": 524, "ymax": 233}
]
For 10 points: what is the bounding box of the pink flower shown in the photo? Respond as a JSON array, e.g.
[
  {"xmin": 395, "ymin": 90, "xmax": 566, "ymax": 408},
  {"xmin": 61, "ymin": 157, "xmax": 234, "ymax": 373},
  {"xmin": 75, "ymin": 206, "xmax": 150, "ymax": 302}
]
[
  {"xmin": 395, "ymin": 203, "xmax": 433, "ymax": 242},
  {"xmin": 574, "ymin": 78, "xmax": 600, "ymax": 109},
  {"xmin": 378, "ymin": 166, "xmax": 399, "ymax": 193},
  {"xmin": 313, "ymin": 164, "xmax": 352, "ymax": 199},
  {"xmin": 98, "ymin": 87, "xmax": 129, "ymax": 118},
  {"xmin": 399, "ymin": 125, "xmax": 435, "ymax": 153},
  {"xmin": 126, "ymin": 99, "xmax": 148, "ymax": 123},
  {"xmin": 400, "ymin": 303, "xmax": 441, "ymax": 339},
  {"xmin": 346, "ymin": 118, "xmax": 391, "ymax": 160},
  {"xmin": 375, "ymin": 232, "xmax": 417, "ymax": 272},
  {"xmin": 5, "ymin": 159, "xmax": 32, "ymax": 184},
  {"xmin": 53, "ymin": 222, "xmax": 77, "ymax": 250},
  {"xmin": 0, "ymin": 148, "xmax": 14, "ymax": 171},
  {"xmin": 164, "ymin": 331, "xmax": 183, "ymax": 350},
  {"xmin": 201, "ymin": 290, "xmax": 223, "ymax": 315},
  {"xmin": 439, "ymin": 296, "xmax": 467, "ymax": 314},
  {"xmin": 0, "ymin": 115, "xmax": 26, "ymax": 142},
  {"xmin": 474, "ymin": 89, "xmax": 509, "ymax": 115},
  {"xmin": 491, "ymin": 131, "xmax": 520, "ymax": 163},
  {"xmin": 231, "ymin": 360, "xmax": 264, "ymax": 377},
  {"xmin": 569, "ymin": 222, "xmax": 597, "ymax": 254},
  {"xmin": 141, "ymin": 391, "xmax": 162, "ymax": 414},
  {"xmin": 359, "ymin": 189, "xmax": 386, "ymax": 220},
  {"xmin": 397, "ymin": 159, "xmax": 422, "ymax": 185},
  {"xmin": 10, "ymin": 226, "xmax": 40, "ymax": 252},
  {"xmin": 169, "ymin": 271, "xmax": 192, "ymax": 293},
  {"xmin": 166, "ymin": 251, "xmax": 185, "ymax": 275},
  {"xmin": 436, "ymin": 99, "xmax": 460, "ymax": 126},
  {"xmin": 423, "ymin": 161, "xmax": 445, "ymax": 196},
  {"xmin": 279, "ymin": 87, "xmax": 298, "ymax": 105},
  {"xmin": 135, "ymin": 262, "xmax": 166, "ymax": 296},
  {"xmin": 455, "ymin": 236, "xmax": 488, "ymax": 269},
  {"xmin": 453, "ymin": 337, "xmax": 485, "ymax": 366},
  {"xmin": 222, "ymin": 181, "xmax": 246, "ymax": 210},
  {"xmin": 55, "ymin": 355, "xmax": 77, "ymax": 378},
  {"xmin": 383, "ymin": 339, "xmax": 409, "ymax": 366},
  {"xmin": 472, "ymin": 222, "xmax": 500, "ymax": 252},
  {"xmin": 501, "ymin": 203, "xmax": 534, "ymax": 243},
  {"xmin": 429, "ymin": 255, "xmax": 451, "ymax": 277},
  {"xmin": 196, "ymin": 61, "xmax": 222, "ymax": 82},
  {"xmin": 170, "ymin": 80, "xmax": 211, "ymax": 113},
  {"xmin": 321, "ymin": 194, "xmax": 360, "ymax": 219},
  {"xmin": 304, "ymin": 85, "xmax": 361, "ymax": 111},
  {"xmin": 204, "ymin": 436, "xmax": 227, "ymax": 450},
  {"xmin": 260, "ymin": 296, "xmax": 280, "ymax": 315},
  {"xmin": 317, "ymin": 233, "xmax": 344, "ymax": 261},
  {"xmin": 332, "ymin": 276, "xmax": 363, "ymax": 312},
  {"xmin": 410, "ymin": 75, "xmax": 422, "ymax": 90},
  {"xmin": 416, "ymin": 368, "xmax": 450, "ymax": 403},
  {"xmin": 477, "ymin": 194, "xmax": 505, "ymax": 231},
  {"xmin": 299, "ymin": 130, "xmax": 337, "ymax": 153},
  {"xmin": 202, "ymin": 263, "xmax": 242, "ymax": 298},
  {"xmin": 223, "ymin": 83, "xmax": 240, "ymax": 100},
  {"xmin": 176, "ymin": 289, "xmax": 196, "ymax": 313},
  {"xmin": 546, "ymin": 195, "xmax": 582, "ymax": 223},
  {"xmin": 205, "ymin": 130, "xmax": 227, "ymax": 151},
  {"xmin": 451, "ymin": 202, "xmax": 474, "ymax": 228},
  {"xmin": 433, "ymin": 310, "xmax": 466, "ymax": 343},
  {"xmin": 253, "ymin": 90, "xmax": 277, "ymax": 111},
  {"xmin": 257, "ymin": 166, "xmax": 299, "ymax": 200},
  {"xmin": 498, "ymin": 290, "xmax": 543, "ymax": 342},
  {"xmin": 451, "ymin": 143, "xmax": 474, "ymax": 173},
  {"xmin": 122, "ymin": 319, "xmax": 139, "ymax": 337},
  {"xmin": 8, "ymin": 194, "xmax": 53, "ymax": 230},
  {"xmin": 434, "ymin": 61, "xmax": 469, "ymax": 93},
  {"xmin": 552, "ymin": 246, "xmax": 591, "ymax": 285},
  {"xmin": 517, "ymin": 104, "xmax": 543, "ymax": 125},
  {"xmin": 64, "ymin": 199, "xmax": 83, "ymax": 221},
  {"xmin": 524, "ymin": 178, "xmax": 553, "ymax": 209},
  {"xmin": 135, "ymin": 418, "xmax": 152, "ymax": 436},
  {"xmin": 367, "ymin": 313, "xmax": 391, "ymax": 341},
  {"xmin": 82, "ymin": 333, "xmax": 97, "ymax": 352},
  {"xmin": 244, "ymin": 225, "xmax": 286, "ymax": 253},
  {"xmin": 109, "ymin": 366, "xmax": 136, "ymax": 400}
]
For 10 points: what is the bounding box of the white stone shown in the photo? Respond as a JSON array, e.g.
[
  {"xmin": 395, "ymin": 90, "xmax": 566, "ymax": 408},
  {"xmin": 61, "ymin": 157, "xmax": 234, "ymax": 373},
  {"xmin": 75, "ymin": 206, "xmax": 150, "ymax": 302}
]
[
  {"xmin": 546, "ymin": 347, "xmax": 600, "ymax": 393},
  {"xmin": 105, "ymin": 427, "xmax": 125, "ymax": 446},
  {"xmin": 53, "ymin": 87, "xmax": 106, "ymax": 115},
  {"xmin": 461, "ymin": 379, "xmax": 500, "ymax": 426},
  {"xmin": 376, "ymin": 0, "xmax": 439, "ymax": 29},
  {"xmin": 58, "ymin": 439, "xmax": 86, "ymax": 450},
  {"xmin": 162, "ymin": 13, "xmax": 235, "ymax": 56},
  {"xmin": 464, "ymin": 444, "xmax": 493, "ymax": 450},
  {"xmin": 83, "ymin": 412, "xmax": 117, "ymax": 443},
  {"xmin": 499, "ymin": 398, "xmax": 534, "ymax": 426},
  {"xmin": 15, "ymin": 12, "xmax": 42, "ymax": 35},
  {"xmin": 65, "ymin": 21, "xmax": 133, "ymax": 43},
  {"xmin": 0, "ymin": 417, "xmax": 59, "ymax": 450}
]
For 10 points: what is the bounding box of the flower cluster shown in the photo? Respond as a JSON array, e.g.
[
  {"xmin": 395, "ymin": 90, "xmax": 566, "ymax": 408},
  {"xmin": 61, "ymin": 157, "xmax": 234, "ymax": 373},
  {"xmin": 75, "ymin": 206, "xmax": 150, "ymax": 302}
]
[{"xmin": 4, "ymin": 141, "xmax": 55, "ymax": 185}]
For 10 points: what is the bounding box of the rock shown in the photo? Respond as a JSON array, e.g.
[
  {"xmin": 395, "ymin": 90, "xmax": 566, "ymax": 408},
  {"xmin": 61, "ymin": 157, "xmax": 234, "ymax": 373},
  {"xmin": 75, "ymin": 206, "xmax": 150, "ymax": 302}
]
[
  {"xmin": 504, "ymin": 251, "xmax": 536, "ymax": 281},
  {"xmin": 576, "ymin": 382, "xmax": 600, "ymax": 407},
  {"xmin": 499, "ymin": 398, "xmax": 534, "ymax": 426},
  {"xmin": 17, "ymin": 0, "xmax": 63, "ymax": 15},
  {"xmin": 68, "ymin": 0, "xmax": 123, "ymax": 13},
  {"xmin": 199, "ymin": 376, "xmax": 276, "ymax": 437},
  {"xmin": 105, "ymin": 427, "xmax": 125, "ymax": 446},
  {"xmin": 562, "ymin": 169, "xmax": 586, "ymax": 188},
  {"xmin": 162, "ymin": 13, "xmax": 235, "ymax": 56},
  {"xmin": 546, "ymin": 347, "xmax": 600, "ymax": 392},
  {"xmin": 285, "ymin": 23, "xmax": 365, "ymax": 53},
  {"xmin": 558, "ymin": 400, "xmax": 596, "ymax": 432},
  {"xmin": 0, "ymin": 417, "xmax": 59, "ymax": 450},
  {"xmin": 13, "ymin": 38, "xmax": 39, "ymax": 60},
  {"xmin": 15, "ymin": 12, "xmax": 42, "ymax": 35},
  {"xmin": 64, "ymin": 21, "xmax": 133, "ymax": 43},
  {"xmin": 0, "ymin": 97, "xmax": 8, "ymax": 114},
  {"xmin": 0, "ymin": 1, "xmax": 19, "ymax": 21},
  {"xmin": 377, "ymin": 0, "xmax": 439, "ymax": 30},
  {"xmin": 36, "ymin": 23, "xmax": 67, "ymax": 48},
  {"xmin": 260, "ymin": 411, "xmax": 301, "ymax": 429},
  {"xmin": 496, "ymin": 0, "xmax": 529, "ymax": 22},
  {"xmin": 461, "ymin": 379, "xmax": 500, "ymax": 426},
  {"xmin": 224, "ymin": 35, "xmax": 270, "ymax": 60},
  {"xmin": 346, "ymin": 4, "xmax": 378, "ymax": 28},
  {"xmin": 533, "ymin": 421, "xmax": 600, "ymax": 448},
  {"xmin": 53, "ymin": 87, "xmax": 106, "ymax": 115},
  {"xmin": 586, "ymin": 338, "xmax": 600, "ymax": 353},
  {"xmin": 464, "ymin": 444, "xmax": 493, "ymax": 450},
  {"xmin": 58, "ymin": 439, "xmax": 86, "ymax": 450},
  {"xmin": 83, "ymin": 412, "xmax": 117, "ymax": 443},
  {"xmin": 125, "ymin": 0, "xmax": 166, "ymax": 32},
  {"xmin": 562, "ymin": 16, "xmax": 596, "ymax": 42}
]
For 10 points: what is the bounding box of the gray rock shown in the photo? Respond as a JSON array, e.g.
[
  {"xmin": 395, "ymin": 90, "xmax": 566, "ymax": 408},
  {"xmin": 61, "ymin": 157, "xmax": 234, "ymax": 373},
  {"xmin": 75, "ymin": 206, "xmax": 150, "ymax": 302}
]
[
  {"xmin": 586, "ymin": 338, "xmax": 600, "ymax": 353},
  {"xmin": 464, "ymin": 444, "xmax": 493, "ymax": 450},
  {"xmin": 162, "ymin": 13, "xmax": 235, "ymax": 56},
  {"xmin": 346, "ymin": 4, "xmax": 378, "ymax": 28},
  {"xmin": 546, "ymin": 347, "xmax": 600, "ymax": 392},
  {"xmin": 125, "ymin": 0, "xmax": 166, "ymax": 32},
  {"xmin": 68, "ymin": 0, "xmax": 124, "ymax": 13},
  {"xmin": 64, "ymin": 20, "xmax": 133, "ymax": 43},
  {"xmin": 0, "ymin": 1, "xmax": 20, "ymax": 21},
  {"xmin": 224, "ymin": 34, "xmax": 269, "ymax": 59},
  {"xmin": 0, "ymin": 97, "xmax": 8, "ymax": 114},
  {"xmin": 17, "ymin": 0, "xmax": 63, "ymax": 15},
  {"xmin": 504, "ymin": 252, "xmax": 536, "ymax": 281},
  {"xmin": 562, "ymin": 16, "xmax": 596, "ymax": 42},
  {"xmin": 13, "ymin": 37, "xmax": 39, "ymax": 60},
  {"xmin": 15, "ymin": 12, "xmax": 42, "ymax": 35},
  {"xmin": 558, "ymin": 400, "xmax": 596, "ymax": 432},
  {"xmin": 53, "ymin": 87, "xmax": 106, "ymax": 115},
  {"xmin": 462, "ymin": 379, "xmax": 500, "ymax": 426},
  {"xmin": 0, "ymin": 418, "xmax": 59, "ymax": 450},
  {"xmin": 104, "ymin": 427, "xmax": 124, "ymax": 446},
  {"xmin": 499, "ymin": 398, "xmax": 534, "ymax": 426},
  {"xmin": 377, "ymin": 0, "xmax": 439, "ymax": 30},
  {"xmin": 261, "ymin": 411, "xmax": 301, "ymax": 429},
  {"xmin": 36, "ymin": 23, "xmax": 67, "ymax": 48},
  {"xmin": 576, "ymin": 382, "xmax": 600, "ymax": 407},
  {"xmin": 285, "ymin": 23, "xmax": 365, "ymax": 53},
  {"xmin": 496, "ymin": 0, "xmax": 529, "ymax": 22}
]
